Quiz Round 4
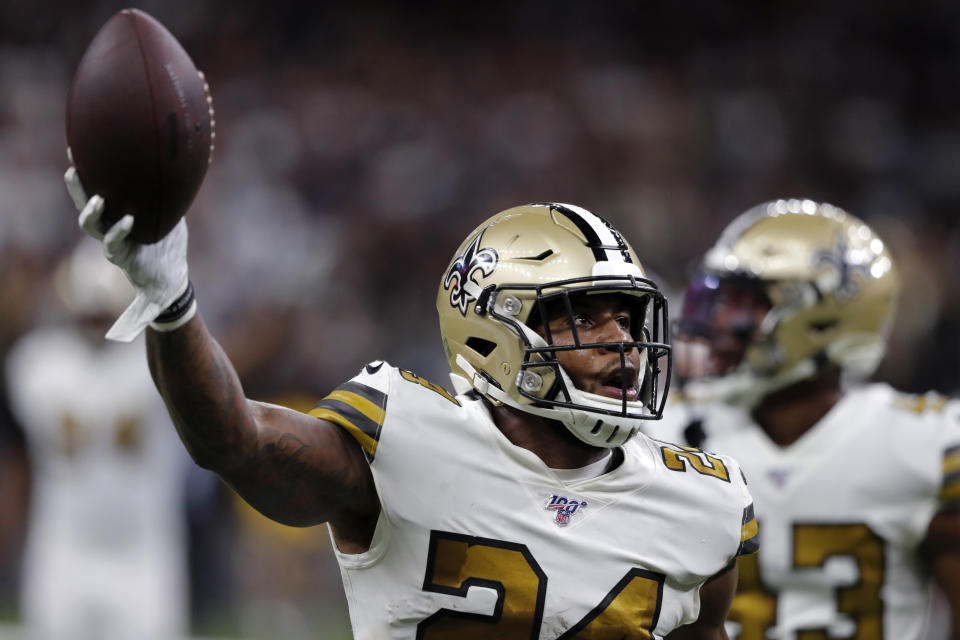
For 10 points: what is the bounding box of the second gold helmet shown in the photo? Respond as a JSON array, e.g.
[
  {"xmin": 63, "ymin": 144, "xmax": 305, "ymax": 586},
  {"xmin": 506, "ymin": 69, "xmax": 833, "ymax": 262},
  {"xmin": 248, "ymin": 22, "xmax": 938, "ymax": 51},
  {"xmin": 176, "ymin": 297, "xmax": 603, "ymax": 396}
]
[{"xmin": 677, "ymin": 198, "xmax": 900, "ymax": 406}]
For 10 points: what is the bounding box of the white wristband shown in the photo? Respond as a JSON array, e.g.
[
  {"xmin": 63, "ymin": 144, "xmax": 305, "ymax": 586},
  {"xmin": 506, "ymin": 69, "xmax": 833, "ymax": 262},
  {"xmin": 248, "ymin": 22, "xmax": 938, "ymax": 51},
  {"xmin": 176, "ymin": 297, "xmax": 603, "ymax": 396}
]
[
  {"xmin": 150, "ymin": 299, "xmax": 197, "ymax": 332},
  {"xmin": 149, "ymin": 280, "xmax": 197, "ymax": 332}
]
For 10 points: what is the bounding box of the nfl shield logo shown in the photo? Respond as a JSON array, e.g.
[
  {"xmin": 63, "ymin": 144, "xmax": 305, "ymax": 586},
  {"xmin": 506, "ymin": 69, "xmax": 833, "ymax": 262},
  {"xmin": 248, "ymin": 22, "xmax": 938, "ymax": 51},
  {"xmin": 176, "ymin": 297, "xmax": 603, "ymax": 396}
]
[{"xmin": 545, "ymin": 494, "xmax": 587, "ymax": 527}]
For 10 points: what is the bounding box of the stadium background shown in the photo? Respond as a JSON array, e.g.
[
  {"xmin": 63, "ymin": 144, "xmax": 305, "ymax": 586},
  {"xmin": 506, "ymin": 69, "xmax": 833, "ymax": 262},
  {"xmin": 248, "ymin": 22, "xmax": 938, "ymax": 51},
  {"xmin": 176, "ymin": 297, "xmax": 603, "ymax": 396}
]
[{"xmin": 1, "ymin": 1, "xmax": 959, "ymax": 637}]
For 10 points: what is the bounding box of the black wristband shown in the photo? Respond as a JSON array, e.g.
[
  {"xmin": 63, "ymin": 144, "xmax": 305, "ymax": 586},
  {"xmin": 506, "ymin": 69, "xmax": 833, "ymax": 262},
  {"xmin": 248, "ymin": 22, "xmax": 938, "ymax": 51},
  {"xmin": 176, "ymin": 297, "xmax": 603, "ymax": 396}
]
[{"xmin": 154, "ymin": 281, "xmax": 195, "ymax": 324}]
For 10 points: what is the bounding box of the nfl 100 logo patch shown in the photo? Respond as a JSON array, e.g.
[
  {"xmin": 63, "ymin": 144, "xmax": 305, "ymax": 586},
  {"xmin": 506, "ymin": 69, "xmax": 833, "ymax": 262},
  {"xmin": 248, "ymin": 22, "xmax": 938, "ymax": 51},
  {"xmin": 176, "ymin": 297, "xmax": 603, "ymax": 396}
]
[{"xmin": 545, "ymin": 494, "xmax": 587, "ymax": 527}]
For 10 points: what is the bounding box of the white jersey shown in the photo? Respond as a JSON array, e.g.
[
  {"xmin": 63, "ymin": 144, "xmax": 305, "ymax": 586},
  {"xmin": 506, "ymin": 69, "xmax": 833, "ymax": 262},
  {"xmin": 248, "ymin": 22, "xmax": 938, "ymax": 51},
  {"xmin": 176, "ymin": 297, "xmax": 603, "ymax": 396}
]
[
  {"xmin": 309, "ymin": 362, "xmax": 758, "ymax": 639},
  {"xmin": 643, "ymin": 383, "xmax": 960, "ymax": 640},
  {"xmin": 5, "ymin": 327, "xmax": 189, "ymax": 640}
]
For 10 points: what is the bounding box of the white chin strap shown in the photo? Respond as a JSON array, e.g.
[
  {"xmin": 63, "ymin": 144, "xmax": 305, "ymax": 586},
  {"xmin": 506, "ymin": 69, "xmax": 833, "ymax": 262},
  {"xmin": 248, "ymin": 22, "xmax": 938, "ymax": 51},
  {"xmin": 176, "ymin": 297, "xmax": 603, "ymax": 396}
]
[
  {"xmin": 453, "ymin": 353, "xmax": 648, "ymax": 449},
  {"xmin": 682, "ymin": 361, "xmax": 815, "ymax": 408},
  {"xmin": 682, "ymin": 336, "xmax": 886, "ymax": 408}
]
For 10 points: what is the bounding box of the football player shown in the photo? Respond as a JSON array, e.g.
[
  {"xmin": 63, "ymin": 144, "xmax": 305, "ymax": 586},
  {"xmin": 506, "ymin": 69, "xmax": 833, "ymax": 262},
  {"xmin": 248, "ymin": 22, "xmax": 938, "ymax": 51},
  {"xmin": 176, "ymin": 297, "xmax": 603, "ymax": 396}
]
[
  {"xmin": 5, "ymin": 239, "xmax": 190, "ymax": 639},
  {"xmin": 643, "ymin": 199, "xmax": 960, "ymax": 639},
  {"xmin": 66, "ymin": 163, "xmax": 759, "ymax": 638}
]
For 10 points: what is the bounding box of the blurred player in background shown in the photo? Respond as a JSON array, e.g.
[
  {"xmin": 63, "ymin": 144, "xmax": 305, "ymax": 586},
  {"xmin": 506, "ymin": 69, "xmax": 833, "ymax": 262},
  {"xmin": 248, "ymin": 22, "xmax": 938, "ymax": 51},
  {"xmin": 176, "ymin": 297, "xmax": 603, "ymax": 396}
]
[
  {"xmin": 5, "ymin": 239, "xmax": 191, "ymax": 640},
  {"xmin": 643, "ymin": 199, "xmax": 960, "ymax": 639},
  {"xmin": 65, "ymin": 151, "xmax": 761, "ymax": 638},
  {"xmin": 0, "ymin": 401, "xmax": 29, "ymax": 619}
]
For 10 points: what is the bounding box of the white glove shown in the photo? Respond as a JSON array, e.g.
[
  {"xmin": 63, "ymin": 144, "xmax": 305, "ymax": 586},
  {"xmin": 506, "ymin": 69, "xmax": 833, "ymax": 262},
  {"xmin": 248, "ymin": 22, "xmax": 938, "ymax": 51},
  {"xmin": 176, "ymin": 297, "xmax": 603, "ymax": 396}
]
[{"xmin": 65, "ymin": 165, "xmax": 193, "ymax": 342}]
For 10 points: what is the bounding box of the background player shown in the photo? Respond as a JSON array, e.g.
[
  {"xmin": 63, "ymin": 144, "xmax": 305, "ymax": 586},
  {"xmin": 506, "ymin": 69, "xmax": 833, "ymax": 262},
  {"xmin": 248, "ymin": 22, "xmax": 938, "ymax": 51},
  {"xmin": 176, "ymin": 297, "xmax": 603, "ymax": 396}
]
[
  {"xmin": 4, "ymin": 239, "xmax": 191, "ymax": 640},
  {"xmin": 66, "ymin": 162, "xmax": 758, "ymax": 637},
  {"xmin": 643, "ymin": 198, "xmax": 960, "ymax": 639}
]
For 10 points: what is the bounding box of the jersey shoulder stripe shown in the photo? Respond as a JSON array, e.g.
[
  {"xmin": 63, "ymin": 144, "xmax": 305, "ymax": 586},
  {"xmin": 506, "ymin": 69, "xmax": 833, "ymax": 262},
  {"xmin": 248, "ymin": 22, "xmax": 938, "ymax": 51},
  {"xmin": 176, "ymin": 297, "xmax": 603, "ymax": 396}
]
[
  {"xmin": 891, "ymin": 390, "xmax": 950, "ymax": 414},
  {"xmin": 940, "ymin": 443, "xmax": 960, "ymax": 510},
  {"xmin": 737, "ymin": 502, "xmax": 759, "ymax": 557},
  {"xmin": 309, "ymin": 380, "xmax": 388, "ymax": 462}
]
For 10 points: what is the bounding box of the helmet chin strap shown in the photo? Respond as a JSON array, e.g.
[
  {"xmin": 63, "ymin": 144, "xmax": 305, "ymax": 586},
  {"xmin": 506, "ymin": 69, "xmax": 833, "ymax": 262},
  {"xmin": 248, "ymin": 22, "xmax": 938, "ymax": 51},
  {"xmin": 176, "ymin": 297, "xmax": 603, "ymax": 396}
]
[
  {"xmin": 682, "ymin": 334, "xmax": 887, "ymax": 409},
  {"xmin": 682, "ymin": 359, "xmax": 816, "ymax": 408},
  {"xmin": 453, "ymin": 353, "xmax": 577, "ymax": 421},
  {"xmin": 453, "ymin": 354, "xmax": 646, "ymax": 448},
  {"xmin": 827, "ymin": 334, "xmax": 886, "ymax": 378}
]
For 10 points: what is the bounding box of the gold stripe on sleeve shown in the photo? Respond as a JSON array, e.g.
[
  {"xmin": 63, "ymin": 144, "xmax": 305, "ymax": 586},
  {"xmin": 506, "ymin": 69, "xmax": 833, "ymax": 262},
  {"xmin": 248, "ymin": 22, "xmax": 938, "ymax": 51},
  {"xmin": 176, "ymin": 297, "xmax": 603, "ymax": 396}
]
[
  {"xmin": 308, "ymin": 407, "xmax": 378, "ymax": 458},
  {"xmin": 939, "ymin": 480, "xmax": 960, "ymax": 504},
  {"xmin": 325, "ymin": 389, "xmax": 386, "ymax": 426},
  {"xmin": 943, "ymin": 453, "xmax": 960, "ymax": 476}
]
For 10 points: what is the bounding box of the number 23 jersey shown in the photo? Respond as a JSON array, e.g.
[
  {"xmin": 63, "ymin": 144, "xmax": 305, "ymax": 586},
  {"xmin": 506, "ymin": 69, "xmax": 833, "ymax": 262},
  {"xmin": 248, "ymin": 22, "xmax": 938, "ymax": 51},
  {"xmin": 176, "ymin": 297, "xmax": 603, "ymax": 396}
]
[
  {"xmin": 310, "ymin": 362, "xmax": 757, "ymax": 639},
  {"xmin": 644, "ymin": 383, "xmax": 960, "ymax": 640}
]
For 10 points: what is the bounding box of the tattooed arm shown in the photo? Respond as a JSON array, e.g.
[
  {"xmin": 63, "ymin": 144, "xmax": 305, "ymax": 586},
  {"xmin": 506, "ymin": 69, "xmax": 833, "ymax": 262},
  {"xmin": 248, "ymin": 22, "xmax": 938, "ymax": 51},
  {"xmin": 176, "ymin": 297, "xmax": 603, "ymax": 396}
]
[{"xmin": 146, "ymin": 314, "xmax": 380, "ymax": 551}]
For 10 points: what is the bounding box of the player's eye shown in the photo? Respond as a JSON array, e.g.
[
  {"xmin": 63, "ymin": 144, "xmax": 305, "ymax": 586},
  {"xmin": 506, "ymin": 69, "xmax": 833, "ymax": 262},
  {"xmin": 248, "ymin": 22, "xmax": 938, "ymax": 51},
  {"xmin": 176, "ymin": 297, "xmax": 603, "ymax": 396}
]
[
  {"xmin": 572, "ymin": 313, "xmax": 591, "ymax": 327},
  {"xmin": 616, "ymin": 314, "xmax": 631, "ymax": 330}
]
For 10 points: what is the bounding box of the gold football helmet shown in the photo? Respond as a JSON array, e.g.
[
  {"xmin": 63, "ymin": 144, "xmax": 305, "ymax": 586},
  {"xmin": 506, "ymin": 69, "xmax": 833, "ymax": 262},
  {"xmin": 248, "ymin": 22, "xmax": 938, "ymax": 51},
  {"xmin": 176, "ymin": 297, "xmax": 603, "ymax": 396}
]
[
  {"xmin": 676, "ymin": 198, "xmax": 900, "ymax": 406},
  {"xmin": 437, "ymin": 203, "xmax": 671, "ymax": 447}
]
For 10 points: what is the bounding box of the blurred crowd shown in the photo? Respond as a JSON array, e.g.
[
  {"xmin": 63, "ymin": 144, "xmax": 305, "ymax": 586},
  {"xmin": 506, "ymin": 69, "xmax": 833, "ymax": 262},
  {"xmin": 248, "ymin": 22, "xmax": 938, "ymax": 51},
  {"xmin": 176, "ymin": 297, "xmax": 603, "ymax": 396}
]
[{"xmin": 1, "ymin": 1, "xmax": 960, "ymax": 637}]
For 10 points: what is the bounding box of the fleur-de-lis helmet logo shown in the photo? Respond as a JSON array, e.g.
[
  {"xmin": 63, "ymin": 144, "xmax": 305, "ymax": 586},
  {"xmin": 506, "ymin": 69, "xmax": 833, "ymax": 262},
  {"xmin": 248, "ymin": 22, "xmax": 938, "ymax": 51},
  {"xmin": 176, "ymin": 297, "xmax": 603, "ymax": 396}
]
[
  {"xmin": 444, "ymin": 231, "xmax": 498, "ymax": 316},
  {"xmin": 813, "ymin": 233, "xmax": 872, "ymax": 303}
]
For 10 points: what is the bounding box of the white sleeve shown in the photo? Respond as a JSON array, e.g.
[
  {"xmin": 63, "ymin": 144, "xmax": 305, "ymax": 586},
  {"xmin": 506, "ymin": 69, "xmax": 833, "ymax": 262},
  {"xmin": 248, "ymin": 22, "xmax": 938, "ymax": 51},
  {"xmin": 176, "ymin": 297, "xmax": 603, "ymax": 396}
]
[{"xmin": 723, "ymin": 453, "xmax": 759, "ymax": 559}]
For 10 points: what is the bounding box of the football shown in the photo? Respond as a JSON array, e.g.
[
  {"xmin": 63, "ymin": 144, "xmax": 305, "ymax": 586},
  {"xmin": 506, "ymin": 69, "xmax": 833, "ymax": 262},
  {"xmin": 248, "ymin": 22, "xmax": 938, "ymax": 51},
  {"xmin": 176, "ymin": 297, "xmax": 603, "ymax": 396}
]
[{"xmin": 66, "ymin": 9, "xmax": 214, "ymax": 244}]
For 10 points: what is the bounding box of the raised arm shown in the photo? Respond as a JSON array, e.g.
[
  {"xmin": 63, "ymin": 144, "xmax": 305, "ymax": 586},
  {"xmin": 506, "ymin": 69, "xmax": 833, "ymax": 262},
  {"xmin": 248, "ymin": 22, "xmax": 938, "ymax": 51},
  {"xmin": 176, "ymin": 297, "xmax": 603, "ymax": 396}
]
[
  {"xmin": 147, "ymin": 316, "xmax": 378, "ymax": 541},
  {"xmin": 65, "ymin": 167, "xmax": 379, "ymax": 550}
]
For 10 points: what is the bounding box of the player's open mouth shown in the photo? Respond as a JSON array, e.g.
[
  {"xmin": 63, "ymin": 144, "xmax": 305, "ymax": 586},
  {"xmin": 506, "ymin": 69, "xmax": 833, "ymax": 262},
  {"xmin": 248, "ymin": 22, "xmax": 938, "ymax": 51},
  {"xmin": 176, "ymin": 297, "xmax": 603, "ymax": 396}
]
[{"xmin": 597, "ymin": 367, "xmax": 639, "ymax": 401}]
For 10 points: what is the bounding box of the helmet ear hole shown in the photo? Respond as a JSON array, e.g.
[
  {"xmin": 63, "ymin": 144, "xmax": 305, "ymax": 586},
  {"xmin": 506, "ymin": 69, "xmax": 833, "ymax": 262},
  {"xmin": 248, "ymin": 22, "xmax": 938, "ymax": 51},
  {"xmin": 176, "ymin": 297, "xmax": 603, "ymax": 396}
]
[
  {"xmin": 810, "ymin": 319, "xmax": 838, "ymax": 333},
  {"xmin": 466, "ymin": 337, "xmax": 497, "ymax": 357}
]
